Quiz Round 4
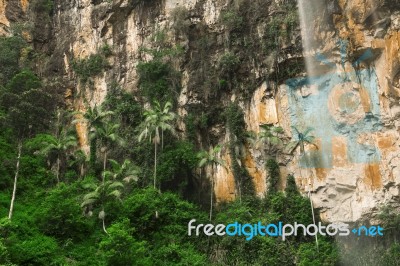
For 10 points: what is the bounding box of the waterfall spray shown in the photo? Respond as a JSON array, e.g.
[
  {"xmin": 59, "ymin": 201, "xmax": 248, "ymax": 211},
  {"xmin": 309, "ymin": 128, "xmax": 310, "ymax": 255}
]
[{"xmin": 296, "ymin": 0, "xmax": 330, "ymax": 252}]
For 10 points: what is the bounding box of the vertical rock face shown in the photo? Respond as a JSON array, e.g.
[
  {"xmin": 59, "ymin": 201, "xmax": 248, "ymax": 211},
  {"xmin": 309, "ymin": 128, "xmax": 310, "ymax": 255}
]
[
  {"xmin": 0, "ymin": 0, "xmax": 10, "ymax": 35},
  {"xmin": 2, "ymin": 0, "xmax": 400, "ymax": 222},
  {"xmin": 277, "ymin": 0, "xmax": 400, "ymax": 222}
]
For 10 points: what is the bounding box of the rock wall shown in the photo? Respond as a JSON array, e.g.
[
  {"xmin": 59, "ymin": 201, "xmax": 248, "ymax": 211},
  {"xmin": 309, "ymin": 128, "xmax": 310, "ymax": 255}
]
[{"xmin": 1, "ymin": 0, "xmax": 400, "ymax": 223}]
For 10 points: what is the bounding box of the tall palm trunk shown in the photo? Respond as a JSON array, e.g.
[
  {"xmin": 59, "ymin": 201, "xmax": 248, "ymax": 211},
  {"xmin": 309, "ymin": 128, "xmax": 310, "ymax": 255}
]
[
  {"xmin": 90, "ymin": 137, "xmax": 97, "ymax": 172},
  {"xmin": 103, "ymin": 149, "xmax": 107, "ymax": 184},
  {"xmin": 9, "ymin": 141, "xmax": 22, "ymax": 220},
  {"xmin": 154, "ymin": 142, "xmax": 157, "ymax": 189},
  {"xmin": 101, "ymin": 207, "xmax": 108, "ymax": 234},
  {"xmin": 56, "ymin": 155, "xmax": 60, "ymax": 184},
  {"xmin": 101, "ymin": 152, "xmax": 108, "ymax": 234},
  {"xmin": 161, "ymin": 130, "xmax": 164, "ymax": 150},
  {"xmin": 80, "ymin": 163, "xmax": 84, "ymax": 179},
  {"xmin": 301, "ymin": 147, "xmax": 319, "ymax": 251},
  {"xmin": 210, "ymin": 166, "xmax": 214, "ymax": 221}
]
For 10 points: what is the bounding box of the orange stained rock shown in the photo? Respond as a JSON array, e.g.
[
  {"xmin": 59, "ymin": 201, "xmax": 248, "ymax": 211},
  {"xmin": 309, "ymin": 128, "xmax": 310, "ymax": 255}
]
[
  {"xmin": 20, "ymin": 0, "xmax": 29, "ymax": 12},
  {"xmin": 315, "ymin": 168, "xmax": 329, "ymax": 181},
  {"xmin": 74, "ymin": 116, "xmax": 88, "ymax": 149},
  {"xmin": 242, "ymin": 145, "xmax": 266, "ymax": 196},
  {"xmin": 0, "ymin": 0, "xmax": 10, "ymax": 35},
  {"xmin": 332, "ymin": 136, "xmax": 348, "ymax": 167},
  {"xmin": 364, "ymin": 163, "xmax": 382, "ymax": 190},
  {"xmin": 371, "ymin": 32, "xmax": 400, "ymax": 97},
  {"xmin": 358, "ymin": 87, "xmax": 371, "ymax": 113},
  {"xmin": 214, "ymin": 152, "xmax": 236, "ymax": 203},
  {"xmin": 376, "ymin": 133, "xmax": 396, "ymax": 151},
  {"xmin": 74, "ymin": 101, "xmax": 89, "ymax": 152}
]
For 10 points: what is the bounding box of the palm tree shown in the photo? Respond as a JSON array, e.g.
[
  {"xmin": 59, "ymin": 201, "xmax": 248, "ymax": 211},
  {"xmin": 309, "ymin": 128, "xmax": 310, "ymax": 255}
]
[
  {"xmin": 247, "ymin": 124, "xmax": 284, "ymax": 159},
  {"xmin": 259, "ymin": 124, "xmax": 284, "ymax": 146},
  {"xmin": 197, "ymin": 145, "xmax": 225, "ymax": 221},
  {"xmin": 69, "ymin": 149, "xmax": 89, "ymax": 178},
  {"xmin": 138, "ymin": 101, "xmax": 176, "ymax": 190},
  {"xmin": 93, "ymin": 122, "xmax": 124, "ymax": 176},
  {"xmin": 73, "ymin": 105, "xmax": 114, "ymax": 170},
  {"xmin": 288, "ymin": 126, "xmax": 319, "ymax": 251},
  {"xmin": 104, "ymin": 159, "xmax": 140, "ymax": 184},
  {"xmin": 40, "ymin": 132, "xmax": 77, "ymax": 184},
  {"xmin": 78, "ymin": 104, "xmax": 114, "ymax": 130},
  {"xmin": 81, "ymin": 159, "xmax": 139, "ymax": 233},
  {"xmin": 287, "ymin": 126, "xmax": 317, "ymax": 155}
]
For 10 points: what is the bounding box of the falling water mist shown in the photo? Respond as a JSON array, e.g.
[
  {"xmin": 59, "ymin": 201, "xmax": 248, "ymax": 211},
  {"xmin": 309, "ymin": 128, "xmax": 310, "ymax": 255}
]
[{"xmin": 296, "ymin": 0, "xmax": 384, "ymax": 264}]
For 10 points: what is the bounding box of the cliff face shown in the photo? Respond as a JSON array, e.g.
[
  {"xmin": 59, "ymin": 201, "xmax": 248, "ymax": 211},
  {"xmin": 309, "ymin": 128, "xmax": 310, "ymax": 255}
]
[{"xmin": 3, "ymin": 0, "xmax": 400, "ymax": 223}]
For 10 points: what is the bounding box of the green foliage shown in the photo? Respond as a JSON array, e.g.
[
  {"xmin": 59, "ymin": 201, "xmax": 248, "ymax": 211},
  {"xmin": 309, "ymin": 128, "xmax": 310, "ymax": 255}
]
[
  {"xmin": 0, "ymin": 36, "xmax": 26, "ymax": 84},
  {"xmin": 32, "ymin": 0, "xmax": 54, "ymax": 15},
  {"xmin": 378, "ymin": 205, "xmax": 400, "ymax": 231},
  {"xmin": 264, "ymin": 1, "xmax": 298, "ymax": 51},
  {"xmin": 171, "ymin": 6, "xmax": 190, "ymax": 36},
  {"xmin": 100, "ymin": 44, "xmax": 113, "ymax": 57},
  {"xmin": 225, "ymin": 103, "xmax": 246, "ymax": 142},
  {"xmin": 381, "ymin": 243, "xmax": 400, "ymax": 266},
  {"xmin": 224, "ymin": 103, "xmax": 253, "ymax": 196},
  {"xmin": 266, "ymin": 159, "xmax": 280, "ymax": 194},
  {"xmin": 0, "ymin": 3, "xmax": 395, "ymax": 265},
  {"xmin": 296, "ymin": 238, "xmax": 339, "ymax": 266},
  {"xmin": 35, "ymin": 183, "xmax": 94, "ymax": 241},
  {"xmin": 99, "ymin": 218, "xmax": 150, "ymax": 265},
  {"xmin": 104, "ymin": 85, "xmax": 142, "ymax": 129},
  {"xmin": 288, "ymin": 127, "xmax": 317, "ymax": 160},
  {"xmin": 219, "ymin": 52, "xmax": 240, "ymax": 74},
  {"xmin": 74, "ymin": 104, "xmax": 114, "ymax": 172},
  {"xmin": 81, "ymin": 159, "xmax": 139, "ymax": 232},
  {"xmin": 137, "ymin": 60, "xmax": 176, "ymax": 103},
  {"xmin": 285, "ymin": 174, "xmax": 298, "ymax": 195},
  {"xmin": 72, "ymin": 54, "xmax": 109, "ymax": 84},
  {"xmin": 184, "ymin": 113, "xmax": 208, "ymax": 141},
  {"xmin": 9, "ymin": 234, "xmax": 61, "ymax": 265},
  {"xmin": 137, "ymin": 33, "xmax": 182, "ymax": 103},
  {"xmin": 0, "ymin": 131, "xmax": 15, "ymax": 188},
  {"xmin": 157, "ymin": 141, "xmax": 198, "ymax": 193},
  {"xmin": 220, "ymin": 11, "xmax": 243, "ymax": 31},
  {"xmin": 0, "ymin": 70, "xmax": 54, "ymax": 138}
]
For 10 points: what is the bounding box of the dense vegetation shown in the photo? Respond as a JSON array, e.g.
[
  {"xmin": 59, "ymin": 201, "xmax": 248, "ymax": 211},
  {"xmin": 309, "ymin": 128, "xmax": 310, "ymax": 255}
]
[{"xmin": 0, "ymin": 1, "xmax": 399, "ymax": 265}]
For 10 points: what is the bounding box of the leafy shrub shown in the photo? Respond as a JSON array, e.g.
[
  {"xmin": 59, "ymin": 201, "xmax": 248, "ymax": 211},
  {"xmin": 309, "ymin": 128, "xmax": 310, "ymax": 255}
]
[
  {"xmin": 72, "ymin": 54, "xmax": 109, "ymax": 83},
  {"xmin": 171, "ymin": 6, "xmax": 190, "ymax": 35},
  {"xmin": 219, "ymin": 52, "xmax": 240, "ymax": 74},
  {"xmin": 267, "ymin": 159, "xmax": 280, "ymax": 194},
  {"xmin": 297, "ymin": 238, "xmax": 339, "ymax": 266},
  {"xmin": 157, "ymin": 141, "xmax": 198, "ymax": 194},
  {"xmin": 137, "ymin": 60, "xmax": 175, "ymax": 103},
  {"xmin": 99, "ymin": 218, "xmax": 150, "ymax": 265},
  {"xmin": 381, "ymin": 243, "xmax": 400, "ymax": 266},
  {"xmin": 0, "ymin": 36, "xmax": 26, "ymax": 83},
  {"xmin": 220, "ymin": 11, "xmax": 243, "ymax": 31},
  {"xmin": 100, "ymin": 44, "xmax": 113, "ymax": 57},
  {"xmin": 35, "ymin": 183, "xmax": 94, "ymax": 241},
  {"xmin": 9, "ymin": 234, "xmax": 61, "ymax": 265},
  {"xmin": 32, "ymin": 0, "xmax": 54, "ymax": 15}
]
